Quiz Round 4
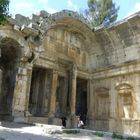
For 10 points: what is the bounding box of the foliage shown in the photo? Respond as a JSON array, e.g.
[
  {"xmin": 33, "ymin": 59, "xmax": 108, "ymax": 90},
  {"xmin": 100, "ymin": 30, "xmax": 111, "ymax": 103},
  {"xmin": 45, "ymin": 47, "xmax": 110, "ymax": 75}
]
[
  {"xmin": 84, "ymin": 0, "xmax": 119, "ymax": 28},
  {"xmin": 94, "ymin": 131, "xmax": 104, "ymax": 137},
  {"xmin": 28, "ymin": 52, "xmax": 35, "ymax": 63},
  {"xmin": 0, "ymin": 0, "xmax": 10, "ymax": 25},
  {"xmin": 126, "ymin": 137, "xmax": 135, "ymax": 140},
  {"xmin": 112, "ymin": 132, "xmax": 124, "ymax": 139},
  {"xmin": 62, "ymin": 129, "xmax": 80, "ymax": 134}
]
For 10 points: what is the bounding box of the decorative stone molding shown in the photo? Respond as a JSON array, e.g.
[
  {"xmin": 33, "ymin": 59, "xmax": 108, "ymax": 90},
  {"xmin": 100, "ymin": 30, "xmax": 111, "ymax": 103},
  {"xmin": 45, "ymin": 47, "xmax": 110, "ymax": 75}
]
[
  {"xmin": 115, "ymin": 83, "xmax": 133, "ymax": 96},
  {"xmin": 96, "ymin": 87, "xmax": 109, "ymax": 97}
]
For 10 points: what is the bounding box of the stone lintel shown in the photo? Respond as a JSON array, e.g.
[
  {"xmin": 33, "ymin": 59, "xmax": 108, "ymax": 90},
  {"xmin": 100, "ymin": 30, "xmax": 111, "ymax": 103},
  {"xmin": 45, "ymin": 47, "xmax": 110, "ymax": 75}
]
[
  {"xmin": 77, "ymin": 70, "xmax": 91, "ymax": 80},
  {"xmin": 35, "ymin": 58, "xmax": 58, "ymax": 70},
  {"xmin": 93, "ymin": 62, "xmax": 140, "ymax": 80}
]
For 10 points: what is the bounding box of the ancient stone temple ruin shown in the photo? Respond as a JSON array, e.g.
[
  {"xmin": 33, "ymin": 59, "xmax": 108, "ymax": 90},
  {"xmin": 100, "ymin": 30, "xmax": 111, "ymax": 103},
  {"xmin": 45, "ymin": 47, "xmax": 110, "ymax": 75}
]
[{"xmin": 0, "ymin": 10, "xmax": 140, "ymax": 135}]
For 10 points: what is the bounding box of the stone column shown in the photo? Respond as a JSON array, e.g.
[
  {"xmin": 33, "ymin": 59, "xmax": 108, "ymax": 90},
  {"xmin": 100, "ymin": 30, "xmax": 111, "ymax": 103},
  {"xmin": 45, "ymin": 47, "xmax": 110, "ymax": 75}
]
[
  {"xmin": 0, "ymin": 48, "xmax": 2, "ymax": 96},
  {"xmin": 69, "ymin": 64, "xmax": 77, "ymax": 128},
  {"xmin": 41, "ymin": 72, "xmax": 48, "ymax": 115},
  {"xmin": 49, "ymin": 70, "xmax": 58, "ymax": 117},
  {"xmin": 87, "ymin": 79, "xmax": 94, "ymax": 128},
  {"xmin": 133, "ymin": 74, "xmax": 140, "ymax": 118},
  {"xmin": 109, "ymin": 79, "xmax": 117, "ymax": 132},
  {"xmin": 62, "ymin": 77, "xmax": 68, "ymax": 114},
  {"xmin": 109, "ymin": 79, "xmax": 117, "ymax": 119},
  {"xmin": 0, "ymin": 68, "xmax": 3, "ymax": 113},
  {"xmin": 70, "ymin": 64, "xmax": 77, "ymax": 115},
  {"xmin": 12, "ymin": 64, "xmax": 32, "ymax": 122},
  {"xmin": 0, "ymin": 69, "xmax": 2, "ymax": 98},
  {"xmin": 0, "ymin": 48, "xmax": 2, "ymax": 103},
  {"xmin": 24, "ymin": 65, "xmax": 33, "ymax": 117}
]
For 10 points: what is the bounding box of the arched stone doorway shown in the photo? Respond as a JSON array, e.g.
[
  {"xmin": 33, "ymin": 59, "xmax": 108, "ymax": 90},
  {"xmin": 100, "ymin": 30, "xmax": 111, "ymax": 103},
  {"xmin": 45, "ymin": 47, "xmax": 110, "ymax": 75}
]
[{"xmin": 0, "ymin": 37, "xmax": 22, "ymax": 117}]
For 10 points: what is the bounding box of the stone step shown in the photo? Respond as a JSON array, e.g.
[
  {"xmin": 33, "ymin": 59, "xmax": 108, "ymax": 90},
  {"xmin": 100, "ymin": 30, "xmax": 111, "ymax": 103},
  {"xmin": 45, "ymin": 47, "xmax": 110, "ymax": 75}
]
[
  {"xmin": 0, "ymin": 115, "xmax": 13, "ymax": 121},
  {"xmin": 28, "ymin": 116, "xmax": 48, "ymax": 124}
]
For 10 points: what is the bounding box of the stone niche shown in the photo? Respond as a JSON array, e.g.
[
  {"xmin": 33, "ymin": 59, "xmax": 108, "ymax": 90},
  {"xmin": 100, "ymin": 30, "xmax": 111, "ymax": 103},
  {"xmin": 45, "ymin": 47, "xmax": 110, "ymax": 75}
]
[
  {"xmin": 96, "ymin": 87, "xmax": 110, "ymax": 120},
  {"xmin": 116, "ymin": 83, "xmax": 134, "ymax": 119},
  {"xmin": 94, "ymin": 87, "xmax": 110, "ymax": 131}
]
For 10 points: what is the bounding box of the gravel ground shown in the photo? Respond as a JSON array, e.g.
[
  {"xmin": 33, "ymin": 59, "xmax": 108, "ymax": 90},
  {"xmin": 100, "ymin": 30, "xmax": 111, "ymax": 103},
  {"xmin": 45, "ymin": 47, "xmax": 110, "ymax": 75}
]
[{"xmin": 0, "ymin": 121, "xmax": 135, "ymax": 140}]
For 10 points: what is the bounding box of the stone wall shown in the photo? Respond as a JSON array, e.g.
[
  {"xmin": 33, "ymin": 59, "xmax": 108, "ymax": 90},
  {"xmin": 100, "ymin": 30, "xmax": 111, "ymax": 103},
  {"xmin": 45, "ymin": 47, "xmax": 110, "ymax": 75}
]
[
  {"xmin": 90, "ymin": 12, "xmax": 140, "ymax": 69},
  {"xmin": 0, "ymin": 10, "xmax": 140, "ymax": 135},
  {"xmin": 90, "ymin": 71, "xmax": 140, "ymax": 134}
]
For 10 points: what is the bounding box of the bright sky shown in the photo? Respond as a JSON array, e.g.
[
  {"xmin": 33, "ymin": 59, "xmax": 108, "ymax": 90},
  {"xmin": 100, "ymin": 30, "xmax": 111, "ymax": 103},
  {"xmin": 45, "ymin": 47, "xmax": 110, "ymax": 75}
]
[{"xmin": 9, "ymin": 0, "xmax": 140, "ymax": 21}]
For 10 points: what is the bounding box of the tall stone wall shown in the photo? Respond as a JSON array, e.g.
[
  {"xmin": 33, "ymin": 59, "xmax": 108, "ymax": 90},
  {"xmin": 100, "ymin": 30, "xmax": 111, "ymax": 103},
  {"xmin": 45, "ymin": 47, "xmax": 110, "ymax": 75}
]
[
  {"xmin": 90, "ymin": 12, "xmax": 140, "ymax": 69},
  {"xmin": 0, "ymin": 10, "xmax": 140, "ymax": 135},
  {"xmin": 90, "ymin": 72, "xmax": 140, "ymax": 135}
]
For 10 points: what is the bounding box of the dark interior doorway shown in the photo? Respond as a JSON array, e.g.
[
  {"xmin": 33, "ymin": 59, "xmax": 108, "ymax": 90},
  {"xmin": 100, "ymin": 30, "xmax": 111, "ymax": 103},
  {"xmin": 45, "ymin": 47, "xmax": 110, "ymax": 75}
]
[
  {"xmin": 0, "ymin": 38, "xmax": 21, "ymax": 116},
  {"xmin": 76, "ymin": 78, "xmax": 87, "ymax": 117},
  {"xmin": 28, "ymin": 67, "xmax": 51, "ymax": 116}
]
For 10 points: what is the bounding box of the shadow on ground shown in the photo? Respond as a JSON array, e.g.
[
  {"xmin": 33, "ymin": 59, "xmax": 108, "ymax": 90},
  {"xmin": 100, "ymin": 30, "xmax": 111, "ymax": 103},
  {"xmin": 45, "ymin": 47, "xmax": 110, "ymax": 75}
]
[
  {"xmin": 0, "ymin": 129, "xmax": 71, "ymax": 140},
  {"xmin": 0, "ymin": 121, "xmax": 35, "ymax": 128}
]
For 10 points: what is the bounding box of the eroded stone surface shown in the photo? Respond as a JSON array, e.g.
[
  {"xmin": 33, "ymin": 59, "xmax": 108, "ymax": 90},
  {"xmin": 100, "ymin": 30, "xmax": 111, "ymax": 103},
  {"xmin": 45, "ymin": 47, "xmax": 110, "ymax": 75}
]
[{"xmin": 0, "ymin": 10, "xmax": 140, "ymax": 135}]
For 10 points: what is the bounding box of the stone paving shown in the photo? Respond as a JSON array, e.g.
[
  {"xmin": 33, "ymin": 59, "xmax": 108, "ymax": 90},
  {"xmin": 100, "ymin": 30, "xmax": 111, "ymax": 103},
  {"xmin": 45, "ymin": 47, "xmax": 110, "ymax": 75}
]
[{"xmin": 0, "ymin": 121, "xmax": 135, "ymax": 140}]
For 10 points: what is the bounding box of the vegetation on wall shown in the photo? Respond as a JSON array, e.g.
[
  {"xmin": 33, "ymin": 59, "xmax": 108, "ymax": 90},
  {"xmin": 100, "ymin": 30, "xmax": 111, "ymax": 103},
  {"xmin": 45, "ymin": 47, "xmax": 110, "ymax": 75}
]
[
  {"xmin": 84, "ymin": 0, "xmax": 119, "ymax": 28},
  {"xmin": 28, "ymin": 52, "xmax": 35, "ymax": 63},
  {"xmin": 0, "ymin": 0, "xmax": 10, "ymax": 25}
]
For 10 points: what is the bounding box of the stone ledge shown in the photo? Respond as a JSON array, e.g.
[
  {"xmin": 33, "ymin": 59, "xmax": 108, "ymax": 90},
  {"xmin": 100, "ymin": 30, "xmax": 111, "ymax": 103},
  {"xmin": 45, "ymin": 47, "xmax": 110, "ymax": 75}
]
[{"xmin": 92, "ymin": 61, "xmax": 140, "ymax": 79}]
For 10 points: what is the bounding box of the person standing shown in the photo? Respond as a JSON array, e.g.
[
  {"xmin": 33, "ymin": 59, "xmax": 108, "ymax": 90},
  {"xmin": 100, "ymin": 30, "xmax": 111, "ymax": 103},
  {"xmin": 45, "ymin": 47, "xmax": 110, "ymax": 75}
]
[{"xmin": 77, "ymin": 116, "xmax": 84, "ymax": 129}]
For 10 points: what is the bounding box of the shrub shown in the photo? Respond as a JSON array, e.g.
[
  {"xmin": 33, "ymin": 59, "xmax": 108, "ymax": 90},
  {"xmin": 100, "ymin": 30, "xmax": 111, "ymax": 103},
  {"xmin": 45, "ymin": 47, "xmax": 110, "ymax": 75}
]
[
  {"xmin": 126, "ymin": 137, "xmax": 135, "ymax": 140},
  {"xmin": 63, "ymin": 129, "xmax": 80, "ymax": 134},
  {"xmin": 112, "ymin": 132, "xmax": 124, "ymax": 139},
  {"xmin": 94, "ymin": 131, "xmax": 104, "ymax": 137}
]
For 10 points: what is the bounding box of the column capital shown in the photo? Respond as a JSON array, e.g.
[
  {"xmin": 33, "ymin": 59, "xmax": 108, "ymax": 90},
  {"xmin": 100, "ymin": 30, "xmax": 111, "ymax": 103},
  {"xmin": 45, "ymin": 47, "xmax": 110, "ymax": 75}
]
[
  {"xmin": 52, "ymin": 69, "xmax": 58, "ymax": 75},
  {"xmin": 71, "ymin": 64, "xmax": 77, "ymax": 79}
]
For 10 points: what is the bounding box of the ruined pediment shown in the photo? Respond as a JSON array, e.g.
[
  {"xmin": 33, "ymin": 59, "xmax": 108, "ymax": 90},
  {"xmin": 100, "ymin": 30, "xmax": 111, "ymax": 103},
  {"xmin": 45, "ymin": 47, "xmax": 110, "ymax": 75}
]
[{"xmin": 115, "ymin": 83, "xmax": 133, "ymax": 95}]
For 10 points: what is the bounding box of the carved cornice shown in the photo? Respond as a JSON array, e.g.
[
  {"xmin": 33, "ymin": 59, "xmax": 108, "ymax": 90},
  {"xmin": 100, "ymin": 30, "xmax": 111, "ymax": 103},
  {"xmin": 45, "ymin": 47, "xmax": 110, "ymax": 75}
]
[
  {"xmin": 92, "ymin": 60, "xmax": 140, "ymax": 80},
  {"xmin": 115, "ymin": 83, "xmax": 133, "ymax": 96}
]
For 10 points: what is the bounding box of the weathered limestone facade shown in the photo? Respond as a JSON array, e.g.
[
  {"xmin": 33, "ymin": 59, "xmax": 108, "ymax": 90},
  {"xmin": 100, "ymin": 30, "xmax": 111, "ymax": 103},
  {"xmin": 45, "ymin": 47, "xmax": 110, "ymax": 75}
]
[{"xmin": 1, "ymin": 10, "xmax": 140, "ymax": 135}]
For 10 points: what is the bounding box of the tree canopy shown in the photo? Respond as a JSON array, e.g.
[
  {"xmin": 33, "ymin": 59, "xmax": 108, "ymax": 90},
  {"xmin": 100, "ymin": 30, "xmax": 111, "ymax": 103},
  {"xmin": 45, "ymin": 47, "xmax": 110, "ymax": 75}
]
[
  {"xmin": 84, "ymin": 0, "xmax": 119, "ymax": 28},
  {"xmin": 0, "ymin": 0, "xmax": 10, "ymax": 24}
]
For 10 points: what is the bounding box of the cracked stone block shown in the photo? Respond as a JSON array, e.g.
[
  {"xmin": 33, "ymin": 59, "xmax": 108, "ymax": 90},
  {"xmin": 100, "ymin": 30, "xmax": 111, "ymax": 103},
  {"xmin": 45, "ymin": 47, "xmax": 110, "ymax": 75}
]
[
  {"xmin": 15, "ymin": 14, "xmax": 30, "ymax": 26},
  {"xmin": 40, "ymin": 10, "xmax": 50, "ymax": 18},
  {"xmin": 21, "ymin": 25, "xmax": 39, "ymax": 36}
]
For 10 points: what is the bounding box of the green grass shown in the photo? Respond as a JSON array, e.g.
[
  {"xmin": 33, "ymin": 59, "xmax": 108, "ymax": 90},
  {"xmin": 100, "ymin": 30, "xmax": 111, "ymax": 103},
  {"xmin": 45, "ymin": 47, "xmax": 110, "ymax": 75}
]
[
  {"xmin": 126, "ymin": 137, "xmax": 135, "ymax": 140},
  {"xmin": 94, "ymin": 131, "xmax": 104, "ymax": 137},
  {"xmin": 112, "ymin": 132, "xmax": 124, "ymax": 139}
]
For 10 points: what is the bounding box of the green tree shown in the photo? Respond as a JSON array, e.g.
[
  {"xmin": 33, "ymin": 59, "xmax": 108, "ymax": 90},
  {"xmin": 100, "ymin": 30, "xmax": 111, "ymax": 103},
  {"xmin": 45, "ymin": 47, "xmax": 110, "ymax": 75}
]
[
  {"xmin": 0, "ymin": 0, "xmax": 10, "ymax": 24},
  {"xmin": 85, "ymin": 0, "xmax": 119, "ymax": 27}
]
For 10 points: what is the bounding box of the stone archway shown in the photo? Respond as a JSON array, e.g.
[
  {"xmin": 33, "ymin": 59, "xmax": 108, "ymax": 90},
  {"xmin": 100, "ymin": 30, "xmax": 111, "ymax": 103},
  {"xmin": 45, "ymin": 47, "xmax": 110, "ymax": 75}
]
[{"xmin": 0, "ymin": 37, "xmax": 22, "ymax": 117}]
